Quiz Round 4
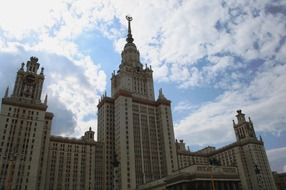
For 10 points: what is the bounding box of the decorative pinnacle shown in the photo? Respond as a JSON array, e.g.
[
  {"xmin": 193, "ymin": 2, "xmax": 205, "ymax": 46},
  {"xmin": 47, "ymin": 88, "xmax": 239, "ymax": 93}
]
[
  {"xmin": 44, "ymin": 94, "xmax": 48, "ymax": 105},
  {"xmin": 30, "ymin": 56, "xmax": 39, "ymax": 63},
  {"xmin": 4, "ymin": 86, "xmax": 9, "ymax": 98},
  {"xmin": 126, "ymin": 15, "xmax": 134, "ymax": 43}
]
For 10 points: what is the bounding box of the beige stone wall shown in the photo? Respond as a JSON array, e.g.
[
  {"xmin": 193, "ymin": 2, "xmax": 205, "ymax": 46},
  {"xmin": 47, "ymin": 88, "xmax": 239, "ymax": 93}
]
[
  {"xmin": 114, "ymin": 96, "xmax": 136, "ymax": 190},
  {"xmin": 132, "ymin": 103, "xmax": 163, "ymax": 184},
  {"xmin": 156, "ymin": 104, "xmax": 178, "ymax": 174},
  {"xmin": 97, "ymin": 99, "xmax": 115, "ymax": 190},
  {"xmin": 45, "ymin": 138, "xmax": 103, "ymax": 190},
  {"xmin": 177, "ymin": 153, "xmax": 209, "ymax": 168},
  {"xmin": 0, "ymin": 102, "xmax": 51, "ymax": 190}
]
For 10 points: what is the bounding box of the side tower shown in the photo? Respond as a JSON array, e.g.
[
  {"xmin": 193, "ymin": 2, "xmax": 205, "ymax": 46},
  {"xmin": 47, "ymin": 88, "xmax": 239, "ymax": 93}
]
[
  {"xmin": 233, "ymin": 110, "xmax": 277, "ymax": 190},
  {"xmin": 97, "ymin": 17, "xmax": 178, "ymax": 190},
  {"xmin": 0, "ymin": 57, "xmax": 53, "ymax": 190},
  {"xmin": 233, "ymin": 110, "xmax": 256, "ymax": 141}
]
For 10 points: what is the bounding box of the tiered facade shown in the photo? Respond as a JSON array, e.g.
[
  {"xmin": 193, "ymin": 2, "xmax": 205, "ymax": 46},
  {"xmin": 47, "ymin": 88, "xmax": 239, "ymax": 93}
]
[{"xmin": 0, "ymin": 18, "xmax": 278, "ymax": 190}]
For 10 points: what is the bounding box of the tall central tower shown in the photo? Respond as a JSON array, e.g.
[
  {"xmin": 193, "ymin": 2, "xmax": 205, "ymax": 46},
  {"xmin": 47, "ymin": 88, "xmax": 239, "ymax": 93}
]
[{"xmin": 97, "ymin": 17, "xmax": 178, "ymax": 190}]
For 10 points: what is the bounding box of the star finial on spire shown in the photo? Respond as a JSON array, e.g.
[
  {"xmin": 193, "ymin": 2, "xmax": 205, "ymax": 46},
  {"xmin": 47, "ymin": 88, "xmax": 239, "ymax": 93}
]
[{"xmin": 126, "ymin": 15, "xmax": 134, "ymax": 43}]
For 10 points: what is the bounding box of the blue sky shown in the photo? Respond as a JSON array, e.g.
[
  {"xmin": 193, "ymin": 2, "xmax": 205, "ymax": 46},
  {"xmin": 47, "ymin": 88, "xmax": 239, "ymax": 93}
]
[{"xmin": 0, "ymin": 0, "xmax": 285, "ymax": 172}]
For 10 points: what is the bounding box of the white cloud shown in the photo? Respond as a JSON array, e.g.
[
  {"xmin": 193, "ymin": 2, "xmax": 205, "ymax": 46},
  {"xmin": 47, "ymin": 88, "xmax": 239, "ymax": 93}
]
[
  {"xmin": 175, "ymin": 62, "xmax": 286, "ymax": 146},
  {"xmin": 174, "ymin": 101, "xmax": 193, "ymax": 112},
  {"xmin": 0, "ymin": 0, "xmax": 57, "ymax": 38},
  {"xmin": 267, "ymin": 147, "xmax": 286, "ymax": 172},
  {"xmin": 1, "ymin": 0, "xmax": 285, "ymax": 88}
]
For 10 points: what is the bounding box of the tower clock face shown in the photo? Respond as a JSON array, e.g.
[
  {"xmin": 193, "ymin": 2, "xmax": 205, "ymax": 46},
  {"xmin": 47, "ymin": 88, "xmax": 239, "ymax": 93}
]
[
  {"xmin": 23, "ymin": 75, "xmax": 35, "ymax": 98},
  {"xmin": 25, "ymin": 74, "xmax": 35, "ymax": 84}
]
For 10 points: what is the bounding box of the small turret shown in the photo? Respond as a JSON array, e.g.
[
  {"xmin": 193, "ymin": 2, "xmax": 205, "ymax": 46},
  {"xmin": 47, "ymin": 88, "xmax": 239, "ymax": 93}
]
[
  {"xmin": 259, "ymin": 135, "xmax": 263, "ymax": 142},
  {"xmin": 236, "ymin": 110, "xmax": 246, "ymax": 124},
  {"xmin": 248, "ymin": 117, "xmax": 253, "ymax": 125},
  {"xmin": 20, "ymin": 63, "xmax": 25, "ymax": 71},
  {"xmin": 40, "ymin": 67, "xmax": 44, "ymax": 75},
  {"xmin": 83, "ymin": 127, "xmax": 95, "ymax": 142},
  {"xmin": 158, "ymin": 88, "xmax": 167, "ymax": 100},
  {"xmin": 4, "ymin": 86, "xmax": 9, "ymax": 98},
  {"xmin": 176, "ymin": 139, "xmax": 188, "ymax": 152},
  {"xmin": 26, "ymin": 57, "xmax": 40, "ymax": 73},
  {"xmin": 44, "ymin": 94, "xmax": 48, "ymax": 105}
]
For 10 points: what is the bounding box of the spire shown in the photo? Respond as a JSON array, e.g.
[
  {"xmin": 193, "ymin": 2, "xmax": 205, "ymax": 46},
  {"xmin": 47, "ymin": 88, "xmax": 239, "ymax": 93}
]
[
  {"xmin": 248, "ymin": 116, "xmax": 253, "ymax": 124},
  {"xmin": 158, "ymin": 88, "xmax": 167, "ymax": 100},
  {"xmin": 20, "ymin": 63, "xmax": 24, "ymax": 71},
  {"xmin": 4, "ymin": 86, "xmax": 9, "ymax": 97},
  {"xmin": 44, "ymin": 94, "xmax": 48, "ymax": 105},
  {"xmin": 126, "ymin": 15, "xmax": 134, "ymax": 43}
]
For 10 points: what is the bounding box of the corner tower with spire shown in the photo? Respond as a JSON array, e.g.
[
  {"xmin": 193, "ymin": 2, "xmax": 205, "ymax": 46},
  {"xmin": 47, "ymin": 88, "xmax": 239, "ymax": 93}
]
[{"xmin": 98, "ymin": 16, "xmax": 178, "ymax": 190}]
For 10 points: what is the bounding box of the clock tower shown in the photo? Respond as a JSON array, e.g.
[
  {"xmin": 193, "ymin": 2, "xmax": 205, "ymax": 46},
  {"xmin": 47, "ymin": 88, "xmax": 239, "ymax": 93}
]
[{"xmin": 12, "ymin": 56, "xmax": 45, "ymax": 104}]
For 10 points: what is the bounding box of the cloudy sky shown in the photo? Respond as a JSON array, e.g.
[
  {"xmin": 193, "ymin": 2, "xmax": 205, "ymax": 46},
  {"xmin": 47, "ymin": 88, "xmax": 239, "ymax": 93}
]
[{"xmin": 0, "ymin": 0, "xmax": 285, "ymax": 172}]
